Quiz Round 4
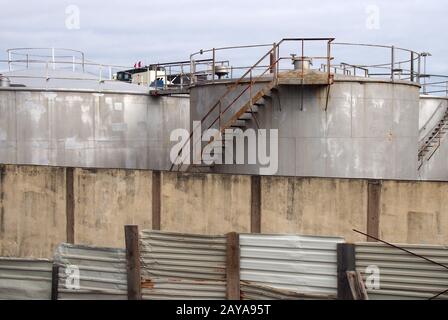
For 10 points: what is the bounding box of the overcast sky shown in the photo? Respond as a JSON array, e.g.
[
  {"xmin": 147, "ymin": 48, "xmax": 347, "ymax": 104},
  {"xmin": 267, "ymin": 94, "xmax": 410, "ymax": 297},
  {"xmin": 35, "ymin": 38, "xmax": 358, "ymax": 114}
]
[{"xmin": 0, "ymin": 0, "xmax": 446, "ymax": 74}]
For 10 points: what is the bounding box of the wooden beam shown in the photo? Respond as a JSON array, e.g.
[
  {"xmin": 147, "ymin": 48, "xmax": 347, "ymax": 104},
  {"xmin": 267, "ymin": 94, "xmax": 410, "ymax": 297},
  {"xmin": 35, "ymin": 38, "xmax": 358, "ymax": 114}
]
[
  {"xmin": 367, "ymin": 180, "xmax": 381, "ymax": 241},
  {"xmin": 226, "ymin": 232, "xmax": 240, "ymax": 300},
  {"xmin": 51, "ymin": 265, "xmax": 59, "ymax": 300},
  {"xmin": 337, "ymin": 243, "xmax": 356, "ymax": 300},
  {"xmin": 125, "ymin": 225, "xmax": 142, "ymax": 300},
  {"xmin": 250, "ymin": 176, "xmax": 261, "ymax": 233},
  {"xmin": 346, "ymin": 271, "xmax": 369, "ymax": 300},
  {"xmin": 65, "ymin": 167, "xmax": 75, "ymax": 244},
  {"xmin": 152, "ymin": 171, "xmax": 161, "ymax": 230}
]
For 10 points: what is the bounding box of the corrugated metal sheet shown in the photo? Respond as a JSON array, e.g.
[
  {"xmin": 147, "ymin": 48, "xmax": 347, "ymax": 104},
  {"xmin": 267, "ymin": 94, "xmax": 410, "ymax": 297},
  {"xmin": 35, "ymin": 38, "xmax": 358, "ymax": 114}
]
[
  {"xmin": 142, "ymin": 277, "xmax": 226, "ymax": 300},
  {"xmin": 139, "ymin": 230, "xmax": 227, "ymax": 300},
  {"xmin": 140, "ymin": 230, "xmax": 227, "ymax": 281},
  {"xmin": 54, "ymin": 243, "xmax": 127, "ymax": 300},
  {"xmin": 0, "ymin": 257, "xmax": 52, "ymax": 299},
  {"xmin": 240, "ymin": 234, "xmax": 344, "ymax": 296},
  {"xmin": 241, "ymin": 281, "xmax": 335, "ymax": 300},
  {"xmin": 356, "ymin": 242, "xmax": 448, "ymax": 300}
]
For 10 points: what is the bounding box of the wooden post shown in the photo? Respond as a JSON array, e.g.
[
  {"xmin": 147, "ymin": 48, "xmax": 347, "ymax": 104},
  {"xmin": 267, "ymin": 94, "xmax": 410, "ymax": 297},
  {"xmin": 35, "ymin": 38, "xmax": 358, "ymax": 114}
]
[
  {"xmin": 337, "ymin": 243, "xmax": 356, "ymax": 300},
  {"xmin": 226, "ymin": 232, "xmax": 240, "ymax": 300},
  {"xmin": 152, "ymin": 171, "xmax": 161, "ymax": 230},
  {"xmin": 51, "ymin": 265, "xmax": 59, "ymax": 300},
  {"xmin": 367, "ymin": 180, "xmax": 381, "ymax": 242},
  {"xmin": 250, "ymin": 176, "xmax": 261, "ymax": 233},
  {"xmin": 125, "ymin": 225, "xmax": 142, "ymax": 300},
  {"xmin": 66, "ymin": 167, "xmax": 75, "ymax": 244},
  {"xmin": 346, "ymin": 271, "xmax": 369, "ymax": 300}
]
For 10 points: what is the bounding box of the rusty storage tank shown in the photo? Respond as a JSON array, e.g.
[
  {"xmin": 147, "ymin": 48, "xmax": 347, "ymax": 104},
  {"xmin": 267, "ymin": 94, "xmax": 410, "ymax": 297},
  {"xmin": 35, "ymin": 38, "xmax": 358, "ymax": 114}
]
[
  {"xmin": 187, "ymin": 39, "xmax": 422, "ymax": 180},
  {"xmin": 0, "ymin": 48, "xmax": 189, "ymax": 170}
]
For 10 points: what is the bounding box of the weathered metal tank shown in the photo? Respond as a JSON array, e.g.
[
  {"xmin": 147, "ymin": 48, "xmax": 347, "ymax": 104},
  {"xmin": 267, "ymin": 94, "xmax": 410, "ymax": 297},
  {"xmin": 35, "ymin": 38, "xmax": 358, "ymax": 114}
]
[
  {"xmin": 0, "ymin": 64, "xmax": 189, "ymax": 170},
  {"xmin": 186, "ymin": 39, "xmax": 423, "ymax": 180}
]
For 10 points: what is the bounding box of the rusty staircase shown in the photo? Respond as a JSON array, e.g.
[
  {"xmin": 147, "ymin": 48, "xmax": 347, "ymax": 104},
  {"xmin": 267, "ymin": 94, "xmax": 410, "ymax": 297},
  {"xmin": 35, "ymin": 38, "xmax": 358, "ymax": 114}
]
[
  {"xmin": 418, "ymin": 103, "xmax": 448, "ymax": 169},
  {"xmin": 170, "ymin": 38, "xmax": 334, "ymax": 173}
]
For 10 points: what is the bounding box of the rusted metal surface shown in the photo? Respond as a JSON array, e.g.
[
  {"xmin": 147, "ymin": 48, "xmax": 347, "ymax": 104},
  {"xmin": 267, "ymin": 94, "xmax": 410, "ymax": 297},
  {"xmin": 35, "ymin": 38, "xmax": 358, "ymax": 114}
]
[
  {"xmin": 139, "ymin": 230, "xmax": 228, "ymax": 300},
  {"xmin": 54, "ymin": 243, "xmax": 127, "ymax": 300},
  {"xmin": 0, "ymin": 257, "xmax": 52, "ymax": 299},
  {"xmin": 356, "ymin": 242, "xmax": 448, "ymax": 300},
  {"xmin": 240, "ymin": 234, "xmax": 344, "ymax": 296},
  {"xmin": 141, "ymin": 277, "xmax": 226, "ymax": 300},
  {"xmin": 240, "ymin": 281, "xmax": 335, "ymax": 300}
]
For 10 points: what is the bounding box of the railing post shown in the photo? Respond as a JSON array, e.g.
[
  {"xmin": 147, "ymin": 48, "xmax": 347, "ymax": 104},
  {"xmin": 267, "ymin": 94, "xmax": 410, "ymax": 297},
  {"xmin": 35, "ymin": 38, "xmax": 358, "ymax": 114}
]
[
  {"xmin": 337, "ymin": 243, "xmax": 356, "ymax": 300},
  {"xmin": 81, "ymin": 53, "xmax": 85, "ymax": 73},
  {"xmin": 327, "ymin": 40, "xmax": 331, "ymax": 84},
  {"xmin": 410, "ymin": 52, "xmax": 414, "ymax": 82},
  {"xmin": 417, "ymin": 54, "xmax": 421, "ymax": 84},
  {"xmin": 52, "ymin": 47, "xmax": 56, "ymax": 70},
  {"xmin": 8, "ymin": 50, "xmax": 12, "ymax": 71},
  {"xmin": 180, "ymin": 64, "xmax": 184, "ymax": 90},
  {"xmin": 72, "ymin": 56, "xmax": 75, "ymax": 72},
  {"xmin": 212, "ymin": 48, "xmax": 216, "ymax": 83},
  {"xmin": 391, "ymin": 46, "xmax": 395, "ymax": 80},
  {"xmin": 125, "ymin": 225, "xmax": 142, "ymax": 300}
]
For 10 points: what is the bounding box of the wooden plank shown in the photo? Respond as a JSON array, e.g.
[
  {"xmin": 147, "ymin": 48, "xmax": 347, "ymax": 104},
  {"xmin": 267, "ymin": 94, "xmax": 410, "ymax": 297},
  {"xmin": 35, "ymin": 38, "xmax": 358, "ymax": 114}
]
[
  {"xmin": 250, "ymin": 176, "xmax": 261, "ymax": 233},
  {"xmin": 51, "ymin": 265, "xmax": 59, "ymax": 300},
  {"xmin": 66, "ymin": 167, "xmax": 75, "ymax": 244},
  {"xmin": 337, "ymin": 243, "xmax": 356, "ymax": 300},
  {"xmin": 125, "ymin": 225, "xmax": 142, "ymax": 300},
  {"xmin": 367, "ymin": 180, "xmax": 381, "ymax": 241},
  {"xmin": 152, "ymin": 171, "xmax": 161, "ymax": 230},
  {"xmin": 346, "ymin": 271, "xmax": 369, "ymax": 300},
  {"xmin": 226, "ymin": 232, "xmax": 240, "ymax": 300}
]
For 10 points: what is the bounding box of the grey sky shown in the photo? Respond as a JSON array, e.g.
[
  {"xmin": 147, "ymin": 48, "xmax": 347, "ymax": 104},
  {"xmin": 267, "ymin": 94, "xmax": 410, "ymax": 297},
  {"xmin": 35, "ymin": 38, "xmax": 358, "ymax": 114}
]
[{"xmin": 0, "ymin": 0, "xmax": 446, "ymax": 74}]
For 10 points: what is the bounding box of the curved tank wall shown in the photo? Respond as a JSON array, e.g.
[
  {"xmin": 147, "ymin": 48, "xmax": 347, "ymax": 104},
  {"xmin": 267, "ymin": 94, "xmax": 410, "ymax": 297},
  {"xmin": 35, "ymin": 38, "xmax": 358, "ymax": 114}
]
[
  {"xmin": 190, "ymin": 76, "xmax": 420, "ymax": 180},
  {"xmin": 0, "ymin": 82, "xmax": 189, "ymax": 170},
  {"xmin": 418, "ymin": 96, "xmax": 448, "ymax": 180}
]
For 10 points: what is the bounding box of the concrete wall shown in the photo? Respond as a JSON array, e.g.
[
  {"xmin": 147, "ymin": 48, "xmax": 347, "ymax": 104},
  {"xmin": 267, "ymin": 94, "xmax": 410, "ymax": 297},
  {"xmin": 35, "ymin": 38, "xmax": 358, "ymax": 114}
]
[
  {"xmin": 161, "ymin": 172, "xmax": 251, "ymax": 234},
  {"xmin": 0, "ymin": 165, "xmax": 66, "ymax": 258},
  {"xmin": 74, "ymin": 168, "xmax": 152, "ymax": 247},
  {"xmin": 261, "ymin": 177, "xmax": 368, "ymax": 242},
  {"xmin": 1, "ymin": 164, "xmax": 448, "ymax": 258}
]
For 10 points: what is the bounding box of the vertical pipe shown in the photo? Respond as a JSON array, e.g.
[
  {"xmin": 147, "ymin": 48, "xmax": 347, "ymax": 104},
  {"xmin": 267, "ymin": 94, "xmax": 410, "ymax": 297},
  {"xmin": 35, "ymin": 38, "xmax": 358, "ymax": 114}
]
[
  {"xmin": 125, "ymin": 225, "xmax": 142, "ymax": 300},
  {"xmin": 327, "ymin": 40, "xmax": 331, "ymax": 84},
  {"xmin": 26, "ymin": 54, "xmax": 29, "ymax": 69},
  {"xmin": 81, "ymin": 53, "xmax": 85, "ymax": 72},
  {"xmin": 417, "ymin": 55, "xmax": 421, "ymax": 84},
  {"xmin": 410, "ymin": 52, "xmax": 414, "ymax": 82}
]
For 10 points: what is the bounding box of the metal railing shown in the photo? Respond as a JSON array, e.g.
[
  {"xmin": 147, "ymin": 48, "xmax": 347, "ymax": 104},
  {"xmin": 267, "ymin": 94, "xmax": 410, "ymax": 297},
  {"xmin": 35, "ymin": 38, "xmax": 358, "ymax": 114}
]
[
  {"xmin": 1, "ymin": 47, "xmax": 132, "ymax": 84},
  {"xmin": 419, "ymin": 75, "xmax": 448, "ymax": 96}
]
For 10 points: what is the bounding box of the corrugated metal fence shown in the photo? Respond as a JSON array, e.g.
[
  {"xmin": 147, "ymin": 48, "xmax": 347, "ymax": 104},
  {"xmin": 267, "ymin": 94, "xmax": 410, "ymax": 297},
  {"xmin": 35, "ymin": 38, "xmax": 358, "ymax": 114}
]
[
  {"xmin": 240, "ymin": 234, "xmax": 343, "ymax": 298},
  {"xmin": 356, "ymin": 242, "xmax": 448, "ymax": 300},
  {"xmin": 0, "ymin": 257, "xmax": 52, "ymax": 299},
  {"xmin": 54, "ymin": 243, "xmax": 127, "ymax": 300},
  {"xmin": 139, "ymin": 230, "xmax": 227, "ymax": 299}
]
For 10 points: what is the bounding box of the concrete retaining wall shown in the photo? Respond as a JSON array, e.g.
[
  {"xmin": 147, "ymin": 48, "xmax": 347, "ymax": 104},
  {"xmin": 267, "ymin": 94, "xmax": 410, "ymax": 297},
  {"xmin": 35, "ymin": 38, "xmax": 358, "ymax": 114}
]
[{"xmin": 0, "ymin": 164, "xmax": 447, "ymax": 258}]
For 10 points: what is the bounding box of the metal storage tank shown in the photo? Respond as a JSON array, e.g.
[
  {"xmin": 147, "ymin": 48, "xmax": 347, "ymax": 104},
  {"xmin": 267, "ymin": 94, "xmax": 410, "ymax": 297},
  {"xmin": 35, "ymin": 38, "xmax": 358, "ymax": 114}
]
[
  {"xmin": 0, "ymin": 49, "xmax": 189, "ymax": 170},
  {"xmin": 187, "ymin": 39, "xmax": 421, "ymax": 180},
  {"xmin": 417, "ymin": 95, "xmax": 448, "ymax": 180}
]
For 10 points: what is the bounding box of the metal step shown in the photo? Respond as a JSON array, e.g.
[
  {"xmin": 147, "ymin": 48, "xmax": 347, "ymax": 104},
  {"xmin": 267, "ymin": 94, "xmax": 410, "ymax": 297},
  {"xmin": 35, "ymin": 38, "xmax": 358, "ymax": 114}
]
[
  {"xmin": 230, "ymin": 119, "xmax": 247, "ymax": 128},
  {"xmin": 244, "ymin": 105, "xmax": 259, "ymax": 113}
]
